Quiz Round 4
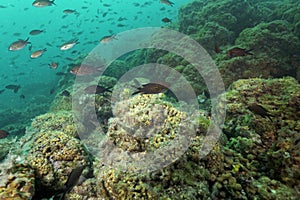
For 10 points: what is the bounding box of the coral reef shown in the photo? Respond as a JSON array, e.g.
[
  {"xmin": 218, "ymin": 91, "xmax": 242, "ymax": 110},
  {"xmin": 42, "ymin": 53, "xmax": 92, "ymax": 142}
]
[
  {"xmin": 30, "ymin": 111, "xmax": 78, "ymax": 138},
  {"xmin": 0, "ymin": 156, "xmax": 35, "ymax": 200},
  {"xmin": 228, "ymin": 20, "xmax": 300, "ymax": 82},
  {"xmin": 94, "ymin": 93, "xmax": 211, "ymax": 199},
  {"xmin": 65, "ymin": 178, "xmax": 99, "ymax": 200},
  {"xmin": 50, "ymin": 92, "xmax": 73, "ymax": 112},
  {"xmin": 220, "ymin": 77, "xmax": 300, "ymax": 198},
  {"xmin": 93, "ymin": 77, "xmax": 300, "ymax": 199},
  {"xmin": 178, "ymin": 0, "xmax": 268, "ymax": 50},
  {"xmin": 1, "ymin": 1, "xmax": 300, "ymax": 199},
  {"xmin": 26, "ymin": 130, "xmax": 89, "ymax": 192},
  {"xmin": 0, "ymin": 138, "xmax": 17, "ymax": 161}
]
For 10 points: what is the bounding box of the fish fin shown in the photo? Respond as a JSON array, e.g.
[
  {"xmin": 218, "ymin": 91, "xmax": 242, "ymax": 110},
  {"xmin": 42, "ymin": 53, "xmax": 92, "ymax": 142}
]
[
  {"xmin": 133, "ymin": 78, "xmax": 141, "ymax": 86},
  {"xmin": 105, "ymin": 87, "xmax": 113, "ymax": 93},
  {"xmin": 246, "ymin": 49, "xmax": 254, "ymax": 55},
  {"xmin": 132, "ymin": 90, "xmax": 141, "ymax": 95},
  {"xmin": 96, "ymin": 67, "xmax": 103, "ymax": 71},
  {"xmin": 267, "ymin": 115, "xmax": 273, "ymax": 121},
  {"xmin": 13, "ymin": 85, "xmax": 21, "ymax": 93}
]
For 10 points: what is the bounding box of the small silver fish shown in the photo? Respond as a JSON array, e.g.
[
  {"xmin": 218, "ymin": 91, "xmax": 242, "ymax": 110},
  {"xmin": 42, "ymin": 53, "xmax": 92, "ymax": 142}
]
[
  {"xmin": 99, "ymin": 35, "xmax": 116, "ymax": 43},
  {"xmin": 160, "ymin": 0, "xmax": 174, "ymax": 6},
  {"xmin": 30, "ymin": 48, "xmax": 47, "ymax": 58},
  {"xmin": 29, "ymin": 29, "xmax": 45, "ymax": 35},
  {"xmin": 60, "ymin": 39, "xmax": 79, "ymax": 50},
  {"xmin": 69, "ymin": 64, "xmax": 102, "ymax": 76},
  {"xmin": 63, "ymin": 9, "xmax": 78, "ymax": 14},
  {"xmin": 8, "ymin": 38, "xmax": 31, "ymax": 51},
  {"xmin": 32, "ymin": 0, "xmax": 55, "ymax": 7}
]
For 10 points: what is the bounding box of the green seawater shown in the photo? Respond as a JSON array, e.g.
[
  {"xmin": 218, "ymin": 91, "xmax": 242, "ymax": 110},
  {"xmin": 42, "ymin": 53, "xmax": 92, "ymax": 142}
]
[{"xmin": 0, "ymin": 0, "xmax": 192, "ymax": 130}]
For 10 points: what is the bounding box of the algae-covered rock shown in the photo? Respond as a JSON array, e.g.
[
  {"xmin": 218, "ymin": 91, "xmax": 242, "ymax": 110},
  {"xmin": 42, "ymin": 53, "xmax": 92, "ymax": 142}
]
[
  {"xmin": 0, "ymin": 138, "xmax": 16, "ymax": 161},
  {"xmin": 94, "ymin": 94, "xmax": 212, "ymax": 199},
  {"xmin": 26, "ymin": 131, "xmax": 89, "ymax": 192},
  {"xmin": 221, "ymin": 77, "xmax": 300, "ymax": 198},
  {"xmin": 31, "ymin": 111, "xmax": 79, "ymax": 138},
  {"xmin": 0, "ymin": 157, "xmax": 35, "ymax": 200},
  {"xmin": 218, "ymin": 20, "xmax": 300, "ymax": 87},
  {"xmin": 50, "ymin": 91, "xmax": 72, "ymax": 112},
  {"xmin": 179, "ymin": 0, "xmax": 264, "ymax": 35},
  {"xmin": 178, "ymin": 0, "xmax": 267, "ymax": 51}
]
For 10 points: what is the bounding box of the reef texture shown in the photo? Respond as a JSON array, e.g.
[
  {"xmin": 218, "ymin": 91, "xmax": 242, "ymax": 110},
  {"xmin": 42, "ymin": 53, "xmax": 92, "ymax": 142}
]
[
  {"xmin": 26, "ymin": 130, "xmax": 89, "ymax": 192},
  {"xmin": 218, "ymin": 20, "xmax": 300, "ymax": 87},
  {"xmin": 125, "ymin": 0, "xmax": 300, "ymax": 97},
  {"xmin": 92, "ymin": 77, "xmax": 300, "ymax": 199},
  {"xmin": 220, "ymin": 77, "xmax": 300, "ymax": 198},
  {"xmin": 0, "ymin": 157, "xmax": 35, "ymax": 200},
  {"xmin": 1, "ymin": 77, "xmax": 299, "ymax": 200},
  {"xmin": 1, "ymin": 1, "xmax": 300, "ymax": 199},
  {"xmin": 30, "ymin": 111, "xmax": 78, "ymax": 138},
  {"xmin": 95, "ymin": 93, "xmax": 211, "ymax": 199}
]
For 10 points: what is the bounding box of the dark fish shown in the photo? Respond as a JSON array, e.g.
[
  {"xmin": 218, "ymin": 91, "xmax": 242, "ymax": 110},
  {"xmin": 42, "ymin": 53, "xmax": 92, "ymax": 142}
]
[
  {"xmin": 13, "ymin": 32, "xmax": 22, "ymax": 36},
  {"xmin": 50, "ymin": 88, "xmax": 55, "ymax": 94},
  {"xmin": 214, "ymin": 43, "xmax": 221, "ymax": 54},
  {"xmin": 8, "ymin": 38, "xmax": 31, "ymax": 51},
  {"xmin": 162, "ymin": 17, "xmax": 171, "ymax": 23},
  {"xmin": 0, "ymin": 89, "xmax": 5, "ymax": 94},
  {"xmin": 63, "ymin": 9, "xmax": 78, "ymax": 14},
  {"xmin": 132, "ymin": 80, "xmax": 168, "ymax": 95},
  {"xmin": 56, "ymin": 72, "xmax": 66, "ymax": 76},
  {"xmin": 61, "ymin": 90, "xmax": 70, "ymax": 97},
  {"xmin": 84, "ymin": 85, "xmax": 112, "ymax": 94},
  {"xmin": 160, "ymin": 0, "xmax": 174, "ymax": 6},
  {"xmin": 20, "ymin": 94, "xmax": 25, "ymax": 99},
  {"xmin": 0, "ymin": 130, "xmax": 9, "ymax": 139},
  {"xmin": 5, "ymin": 84, "xmax": 21, "ymax": 93},
  {"xmin": 226, "ymin": 47, "xmax": 253, "ymax": 58},
  {"xmin": 29, "ymin": 29, "xmax": 44, "ymax": 35},
  {"xmin": 102, "ymin": 12, "xmax": 108, "ymax": 17},
  {"xmin": 117, "ymin": 24, "xmax": 126, "ymax": 27},
  {"xmin": 65, "ymin": 166, "xmax": 85, "ymax": 190},
  {"xmin": 117, "ymin": 17, "xmax": 127, "ymax": 21},
  {"xmin": 56, "ymin": 165, "xmax": 85, "ymax": 200},
  {"xmin": 247, "ymin": 103, "xmax": 274, "ymax": 120}
]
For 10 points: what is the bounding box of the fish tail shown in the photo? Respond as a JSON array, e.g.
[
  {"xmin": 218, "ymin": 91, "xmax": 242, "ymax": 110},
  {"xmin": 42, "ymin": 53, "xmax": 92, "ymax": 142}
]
[
  {"xmin": 96, "ymin": 67, "xmax": 103, "ymax": 71},
  {"xmin": 246, "ymin": 49, "xmax": 254, "ymax": 55},
  {"xmin": 132, "ymin": 91, "xmax": 141, "ymax": 95},
  {"xmin": 106, "ymin": 87, "xmax": 113, "ymax": 93},
  {"xmin": 13, "ymin": 85, "xmax": 21, "ymax": 93},
  {"xmin": 51, "ymin": 0, "xmax": 56, "ymax": 5},
  {"xmin": 133, "ymin": 79, "xmax": 141, "ymax": 86}
]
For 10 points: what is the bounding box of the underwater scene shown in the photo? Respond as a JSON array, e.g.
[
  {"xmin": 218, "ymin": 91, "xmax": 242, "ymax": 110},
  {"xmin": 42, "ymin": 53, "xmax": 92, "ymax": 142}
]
[{"xmin": 0, "ymin": 0, "xmax": 299, "ymax": 199}]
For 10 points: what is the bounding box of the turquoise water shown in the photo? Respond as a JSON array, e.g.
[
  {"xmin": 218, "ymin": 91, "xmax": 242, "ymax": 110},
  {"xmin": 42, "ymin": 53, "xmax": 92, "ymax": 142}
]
[
  {"xmin": 0, "ymin": 0, "xmax": 191, "ymax": 126},
  {"xmin": 0, "ymin": 0, "xmax": 300, "ymax": 199}
]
